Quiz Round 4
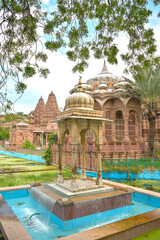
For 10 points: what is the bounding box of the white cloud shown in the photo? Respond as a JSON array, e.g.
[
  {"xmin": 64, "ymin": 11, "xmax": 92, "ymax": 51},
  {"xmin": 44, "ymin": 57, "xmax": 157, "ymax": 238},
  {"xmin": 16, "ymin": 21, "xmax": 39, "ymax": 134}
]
[{"xmin": 42, "ymin": 0, "xmax": 50, "ymax": 5}]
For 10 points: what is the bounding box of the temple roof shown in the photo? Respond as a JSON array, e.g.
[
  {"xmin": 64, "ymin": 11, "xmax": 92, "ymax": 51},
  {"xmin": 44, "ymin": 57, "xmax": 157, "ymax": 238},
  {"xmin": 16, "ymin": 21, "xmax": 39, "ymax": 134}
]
[{"xmin": 86, "ymin": 60, "xmax": 124, "ymax": 89}]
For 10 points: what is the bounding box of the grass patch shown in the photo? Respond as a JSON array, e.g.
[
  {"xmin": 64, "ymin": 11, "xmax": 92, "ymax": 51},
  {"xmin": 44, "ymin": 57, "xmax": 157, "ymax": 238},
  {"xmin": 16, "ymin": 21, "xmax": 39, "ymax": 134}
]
[
  {"xmin": 114, "ymin": 179, "xmax": 160, "ymax": 192},
  {"xmin": 0, "ymin": 169, "xmax": 73, "ymax": 187},
  {"xmin": 131, "ymin": 228, "xmax": 160, "ymax": 239},
  {"xmin": 0, "ymin": 154, "xmax": 54, "ymax": 173}
]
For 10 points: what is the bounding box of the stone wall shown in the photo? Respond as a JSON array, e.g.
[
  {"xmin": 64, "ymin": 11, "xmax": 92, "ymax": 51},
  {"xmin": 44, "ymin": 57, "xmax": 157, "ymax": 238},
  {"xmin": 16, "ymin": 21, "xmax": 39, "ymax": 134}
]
[{"xmin": 51, "ymin": 141, "xmax": 148, "ymax": 171}]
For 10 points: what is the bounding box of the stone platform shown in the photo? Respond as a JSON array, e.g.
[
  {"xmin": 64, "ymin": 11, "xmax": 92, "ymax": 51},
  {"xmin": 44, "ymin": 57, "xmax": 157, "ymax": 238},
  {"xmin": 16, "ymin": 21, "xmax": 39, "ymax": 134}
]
[
  {"xmin": 34, "ymin": 180, "xmax": 132, "ymax": 221},
  {"xmin": 50, "ymin": 179, "xmax": 113, "ymax": 196}
]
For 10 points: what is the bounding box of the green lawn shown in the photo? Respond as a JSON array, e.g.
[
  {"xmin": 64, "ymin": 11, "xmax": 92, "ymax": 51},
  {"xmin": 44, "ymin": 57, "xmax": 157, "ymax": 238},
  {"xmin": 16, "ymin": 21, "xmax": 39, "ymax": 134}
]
[
  {"xmin": 0, "ymin": 155, "xmax": 56, "ymax": 173},
  {"xmin": 0, "ymin": 154, "xmax": 74, "ymax": 187},
  {"xmin": 0, "ymin": 169, "xmax": 73, "ymax": 187},
  {"xmin": 131, "ymin": 228, "xmax": 160, "ymax": 239}
]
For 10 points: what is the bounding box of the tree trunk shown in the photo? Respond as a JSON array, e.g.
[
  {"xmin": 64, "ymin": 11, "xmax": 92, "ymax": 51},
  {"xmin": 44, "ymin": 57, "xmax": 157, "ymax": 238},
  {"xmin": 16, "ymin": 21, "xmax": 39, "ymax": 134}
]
[{"xmin": 148, "ymin": 117, "xmax": 156, "ymax": 157}]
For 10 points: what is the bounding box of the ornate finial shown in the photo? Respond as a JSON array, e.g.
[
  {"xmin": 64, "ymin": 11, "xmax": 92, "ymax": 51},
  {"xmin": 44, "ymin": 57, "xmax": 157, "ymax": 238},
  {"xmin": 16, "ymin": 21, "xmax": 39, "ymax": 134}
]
[
  {"xmin": 101, "ymin": 60, "xmax": 108, "ymax": 73},
  {"xmin": 77, "ymin": 76, "xmax": 83, "ymax": 92}
]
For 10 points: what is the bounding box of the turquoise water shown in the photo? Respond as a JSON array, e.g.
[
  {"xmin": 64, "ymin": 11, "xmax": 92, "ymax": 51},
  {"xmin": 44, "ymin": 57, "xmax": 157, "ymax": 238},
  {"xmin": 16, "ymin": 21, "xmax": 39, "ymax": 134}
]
[
  {"xmin": 77, "ymin": 169, "xmax": 160, "ymax": 180},
  {"xmin": 1, "ymin": 189, "xmax": 160, "ymax": 240}
]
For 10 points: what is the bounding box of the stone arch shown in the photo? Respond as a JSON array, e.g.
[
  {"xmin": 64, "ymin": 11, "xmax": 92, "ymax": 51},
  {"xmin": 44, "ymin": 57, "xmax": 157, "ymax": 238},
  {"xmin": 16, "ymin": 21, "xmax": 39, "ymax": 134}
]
[
  {"xmin": 60, "ymin": 128, "xmax": 70, "ymax": 145},
  {"xmin": 115, "ymin": 110, "xmax": 124, "ymax": 141},
  {"xmin": 126, "ymin": 97, "xmax": 142, "ymax": 141},
  {"xmin": 94, "ymin": 100, "xmax": 101, "ymax": 110},
  {"xmin": 103, "ymin": 97, "xmax": 125, "ymax": 115},
  {"xmin": 126, "ymin": 98, "xmax": 141, "ymax": 117},
  {"xmin": 103, "ymin": 98, "xmax": 124, "ymax": 141},
  {"xmin": 33, "ymin": 133, "xmax": 40, "ymax": 146}
]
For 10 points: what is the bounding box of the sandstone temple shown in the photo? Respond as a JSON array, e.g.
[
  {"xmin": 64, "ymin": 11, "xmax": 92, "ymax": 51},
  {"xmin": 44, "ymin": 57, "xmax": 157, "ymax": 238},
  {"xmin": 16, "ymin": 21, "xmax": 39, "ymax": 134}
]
[
  {"xmin": 9, "ymin": 91, "xmax": 59, "ymax": 151},
  {"xmin": 9, "ymin": 61, "xmax": 160, "ymax": 170}
]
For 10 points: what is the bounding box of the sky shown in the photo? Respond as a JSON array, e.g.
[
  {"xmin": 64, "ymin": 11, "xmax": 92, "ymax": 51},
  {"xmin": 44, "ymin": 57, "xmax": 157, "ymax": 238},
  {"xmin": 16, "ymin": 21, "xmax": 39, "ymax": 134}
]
[{"xmin": 10, "ymin": 0, "xmax": 160, "ymax": 114}]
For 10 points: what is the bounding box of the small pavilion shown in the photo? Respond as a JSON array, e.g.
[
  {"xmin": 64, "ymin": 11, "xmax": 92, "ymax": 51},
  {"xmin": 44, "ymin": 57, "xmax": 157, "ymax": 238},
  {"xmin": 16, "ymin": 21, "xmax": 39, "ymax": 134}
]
[{"xmin": 56, "ymin": 78, "xmax": 110, "ymax": 191}]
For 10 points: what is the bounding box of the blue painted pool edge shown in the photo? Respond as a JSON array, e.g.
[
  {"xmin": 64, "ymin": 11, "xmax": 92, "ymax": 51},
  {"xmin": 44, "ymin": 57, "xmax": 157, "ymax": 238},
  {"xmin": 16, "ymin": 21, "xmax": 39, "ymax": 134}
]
[
  {"xmin": 77, "ymin": 169, "xmax": 160, "ymax": 180},
  {"xmin": 0, "ymin": 150, "xmax": 45, "ymax": 163}
]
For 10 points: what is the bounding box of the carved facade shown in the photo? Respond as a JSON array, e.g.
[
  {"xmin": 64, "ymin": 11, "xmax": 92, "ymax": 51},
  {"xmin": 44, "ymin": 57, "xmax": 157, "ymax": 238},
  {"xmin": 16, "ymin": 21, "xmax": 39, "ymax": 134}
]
[
  {"xmin": 51, "ymin": 61, "xmax": 160, "ymax": 169},
  {"xmin": 9, "ymin": 91, "xmax": 59, "ymax": 151},
  {"xmin": 29, "ymin": 91, "xmax": 59, "ymax": 128}
]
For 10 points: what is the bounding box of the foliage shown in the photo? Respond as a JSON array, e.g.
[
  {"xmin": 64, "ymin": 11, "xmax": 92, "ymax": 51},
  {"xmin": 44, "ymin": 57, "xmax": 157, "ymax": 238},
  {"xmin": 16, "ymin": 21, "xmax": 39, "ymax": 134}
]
[
  {"xmin": 44, "ymin": 0, "xmax": 160, "ymax": 73},
  {"xmin": 17, "ymin": 112, "xmax": 24, "ymax": 116},
  {"xmin": 102, "ymin": 158, "xmax": 160, "ymax": 174},
  {"xmin": 0, "ymin": 0, "xmax": 160, "ymax": 110},
  {"xmin": 155, "ymin": 144, "xmax": 160, "ymax": 157},
  {"xmin": 22, "ymin": 138, "xmax": 36, "ymax": 149},
  {"xmin": 0, "ymin": 0, "xmax": 49, "ymax": 112},
  {"xmin": 0, "ymin": 126, "xmax": 10, "ymax": 140},
  {"xmin": 4, "ymin": 113, "xmax": 18, "ymax": 122},
  {"xmin": 43, "ymin": 133, "xmax": 58, "ymax": 165},
  {"xmin": 2, "ymin": 113, "xmax": 28, "ymax": 123},
  {"xmin": 121, "ymin": 63, "xmax": 160, "ymax": 156}
]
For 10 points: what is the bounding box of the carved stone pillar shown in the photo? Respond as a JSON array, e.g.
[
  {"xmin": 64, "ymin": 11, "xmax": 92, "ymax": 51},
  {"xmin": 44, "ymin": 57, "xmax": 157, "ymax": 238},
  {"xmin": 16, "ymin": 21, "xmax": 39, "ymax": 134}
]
[
  {"xmin": 70, "ymin": 144, "xmax": 78, "ymax": 189},
  {"xmin": 112, "ymin": 118, "xmax": 116, "ymax": 142},
  {"xmin": 96, "ymin": 144, "xmax": 103, "ymax": 186},
  {"xmin": 124, "ymin": 115, "xmax": 130, "ymax": 141},
  {"xmin": 57, "ymin": 143, "xmax": 63, "ymax": 183},
  {"xmin": 81, "ymin": 145, "xmax": 87, "ymax": 180}
]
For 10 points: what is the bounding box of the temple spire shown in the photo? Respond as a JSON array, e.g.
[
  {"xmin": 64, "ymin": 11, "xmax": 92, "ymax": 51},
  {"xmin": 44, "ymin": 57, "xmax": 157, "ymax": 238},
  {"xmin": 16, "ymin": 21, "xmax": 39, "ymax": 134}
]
[
  {"xmin": 101, "ymin": 60, "xmax": 108, "ymax": 73},
  {"xmin": 77, "ymin": 76, "xmax": 83, "ymax": 92}
]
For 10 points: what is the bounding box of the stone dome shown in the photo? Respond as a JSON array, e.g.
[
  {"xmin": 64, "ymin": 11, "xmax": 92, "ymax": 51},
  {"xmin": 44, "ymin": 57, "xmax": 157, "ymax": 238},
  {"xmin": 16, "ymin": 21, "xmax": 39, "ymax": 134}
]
[
  {"xmin": 86, "ymin": 60, "xmax": 123, "ymax": 89},
  {"xmin": 65, "ymin": 79, "xmax": 94, "ymax": 110},
  {"xmin": 70, "ymin": 83, "xmax": 93, "ymax": 94},
  {"xmin": 98, "ymin": 83, "xmax": 108, "ymax": 90}
]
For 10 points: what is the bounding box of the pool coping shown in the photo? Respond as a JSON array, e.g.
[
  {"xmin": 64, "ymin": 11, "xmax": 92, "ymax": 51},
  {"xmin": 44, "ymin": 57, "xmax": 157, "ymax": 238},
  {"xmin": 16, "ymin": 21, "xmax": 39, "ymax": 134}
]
[
  {"xmin": 0, "ymin": 181, "xmax": 160, "ymax": 240},
  {"xmin": 0, "ymin": 193, "xmax": 32, "ymax": 240}
]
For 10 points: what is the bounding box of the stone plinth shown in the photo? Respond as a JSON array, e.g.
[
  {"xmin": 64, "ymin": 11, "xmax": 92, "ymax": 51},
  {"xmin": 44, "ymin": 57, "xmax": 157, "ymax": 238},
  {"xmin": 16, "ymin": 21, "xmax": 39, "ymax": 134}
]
[
  {"xmin": 55, "ymin": 179, "xmax": 107, "ymax": 193},
  {"xmin": 52, "ymin": 190, "xmax": 132, "ymax": 221},
  {"xmin": 35, "ymin": 180, "xmax": 132, "ymax": 222}
]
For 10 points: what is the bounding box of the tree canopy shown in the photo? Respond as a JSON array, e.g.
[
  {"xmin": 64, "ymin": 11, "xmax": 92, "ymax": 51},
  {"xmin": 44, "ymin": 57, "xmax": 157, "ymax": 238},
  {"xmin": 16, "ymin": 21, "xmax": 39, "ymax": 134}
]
[
  {"xmin": 0, "ymin": 0, "xmax": 49, "ymax": 112},
  {"xmin": 44, "ymin": 0, "xmax": 160, "ymax": 72},
  {"xmin": 0, "ymin": 0, "xmax": 160, "ymax": 111}
]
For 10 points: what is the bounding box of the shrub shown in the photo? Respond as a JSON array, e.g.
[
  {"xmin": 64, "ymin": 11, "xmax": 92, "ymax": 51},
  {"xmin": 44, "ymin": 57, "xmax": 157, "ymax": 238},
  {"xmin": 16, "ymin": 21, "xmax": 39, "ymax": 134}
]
[
  {"xmin": 22, "ymin": 138, "xmax": 36, "ymax": 149},
  {"xmin": 0, "ymin": 126, "xmax": 10, "ymax": 140},
  {"xmin": 43, "ymin": 133, "xmax": 58, "ymax": 165}
]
